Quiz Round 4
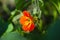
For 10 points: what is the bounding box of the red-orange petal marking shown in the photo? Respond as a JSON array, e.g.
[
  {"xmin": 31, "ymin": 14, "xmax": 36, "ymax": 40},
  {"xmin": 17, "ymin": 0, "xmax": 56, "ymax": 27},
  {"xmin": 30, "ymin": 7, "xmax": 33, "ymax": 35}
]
[
  {"xmin": 22, "ymin": 21, "xmax": 35, "ymax": 32},
  {"xmin": 29, "ymin": 22, "xmax": 35, "ymax": 32},
  {"xmin": 23, "ymin": 10, "xmax": 33, "ymax": 20},
  {"xmin": 23, "ymin": 10, "xmax": 31, "ymax": 17}
]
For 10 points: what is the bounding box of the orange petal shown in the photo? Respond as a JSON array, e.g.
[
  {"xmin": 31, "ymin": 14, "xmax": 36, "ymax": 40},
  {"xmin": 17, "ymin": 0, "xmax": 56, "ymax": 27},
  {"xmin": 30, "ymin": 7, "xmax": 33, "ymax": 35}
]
[
  {"xmin": 22, "ymin": 20, "xmax": 35, "ymax": 32},
  {"xmin": 23, "ymin": 10, "xmax": 31, "ymax": 17},
  {"xmin": 23, "ymin": 11, "xmax": 33, "ymax": 20},
  {"xmin": 20, "ymin": 16, "xmax": 29, "ymax": 25},
  {"xmin": 22, "ymin": 21, "xmax": 30, "ymax": 32}
]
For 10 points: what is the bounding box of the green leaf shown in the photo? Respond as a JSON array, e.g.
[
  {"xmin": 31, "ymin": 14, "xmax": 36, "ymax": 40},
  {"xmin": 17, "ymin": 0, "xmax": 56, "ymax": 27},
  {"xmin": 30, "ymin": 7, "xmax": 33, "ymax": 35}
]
[
  {"xmin": 58, "ymin": 1, "xmax": 60, "ymax": 13},
  {"xmin": 1, "ymin": 23, "xmax": 14, "ymax": 38},
  {"xmin": 53, "ymin": 9, "xmax": 58, "ymax": 20},
  {"xmin": 1, "ymin": 31, "xmax": 27, "ymax": 40},
  {"xmin": 12, "ymin": 12, "xmax": 22, "ymax": 24},
  {"xmin": 11, "ymin": 10, "xmax": 16, "ymax": 16},
  {"xmin": 5, "ymin": 23, "xmax": 13, "ymax": 33},
  {"xmin": 0, "ymin": 17, "xmax": 9, "ymax": 37},
  {"xmin": 38, "ymin": 19, "xmax": 43, "ymax": 31}
]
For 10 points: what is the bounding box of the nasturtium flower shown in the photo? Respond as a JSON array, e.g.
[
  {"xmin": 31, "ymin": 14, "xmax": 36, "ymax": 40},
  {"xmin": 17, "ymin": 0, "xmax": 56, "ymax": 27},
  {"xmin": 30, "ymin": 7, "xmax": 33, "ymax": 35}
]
[{"xmin": 20, "ymin": 10, "xmax": 35, "ymax": 32}]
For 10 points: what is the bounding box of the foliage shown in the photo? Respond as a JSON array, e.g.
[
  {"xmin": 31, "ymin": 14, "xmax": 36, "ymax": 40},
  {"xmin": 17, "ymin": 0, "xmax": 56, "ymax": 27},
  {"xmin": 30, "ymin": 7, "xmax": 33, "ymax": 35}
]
[{"xmin": 0, "ymin": 0, "xmax": 60, "ymax": 40}]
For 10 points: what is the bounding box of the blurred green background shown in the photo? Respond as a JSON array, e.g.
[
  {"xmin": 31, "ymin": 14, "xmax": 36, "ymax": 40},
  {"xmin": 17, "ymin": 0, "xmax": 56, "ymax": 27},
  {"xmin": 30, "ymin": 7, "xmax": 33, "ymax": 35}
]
[{"xmin": 0, "ymin": 0, "xmax": 60, "ymax": 40}]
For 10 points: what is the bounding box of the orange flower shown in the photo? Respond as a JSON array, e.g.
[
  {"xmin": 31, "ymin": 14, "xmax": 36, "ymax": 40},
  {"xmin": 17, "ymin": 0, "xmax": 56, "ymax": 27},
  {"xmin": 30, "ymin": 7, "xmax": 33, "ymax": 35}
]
[{"xmin": 20, "ymin": 10, "xmax": 35, "ymax": 32}]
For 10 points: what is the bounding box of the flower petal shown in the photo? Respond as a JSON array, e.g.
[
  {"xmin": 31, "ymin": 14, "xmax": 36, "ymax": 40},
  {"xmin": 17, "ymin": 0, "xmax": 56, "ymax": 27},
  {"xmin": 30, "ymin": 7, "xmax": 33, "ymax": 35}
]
[
  {"xmin": 20, "ymin": 16, "xmax": 29, "ymax": 25},
  {"xmin": 23, "ymin": 10, "xmax": 33, "ymax": 20},
  {"xmin": 23, "ymin": 10, "xmax": 31, "ymax": 17},
  {"xmin": 29, "ymin": 22, "xmax": 35, "ymax": 32},
  {"xmin": 22, "ymin": 20, "xmax": 35, "ymax": 32}
]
